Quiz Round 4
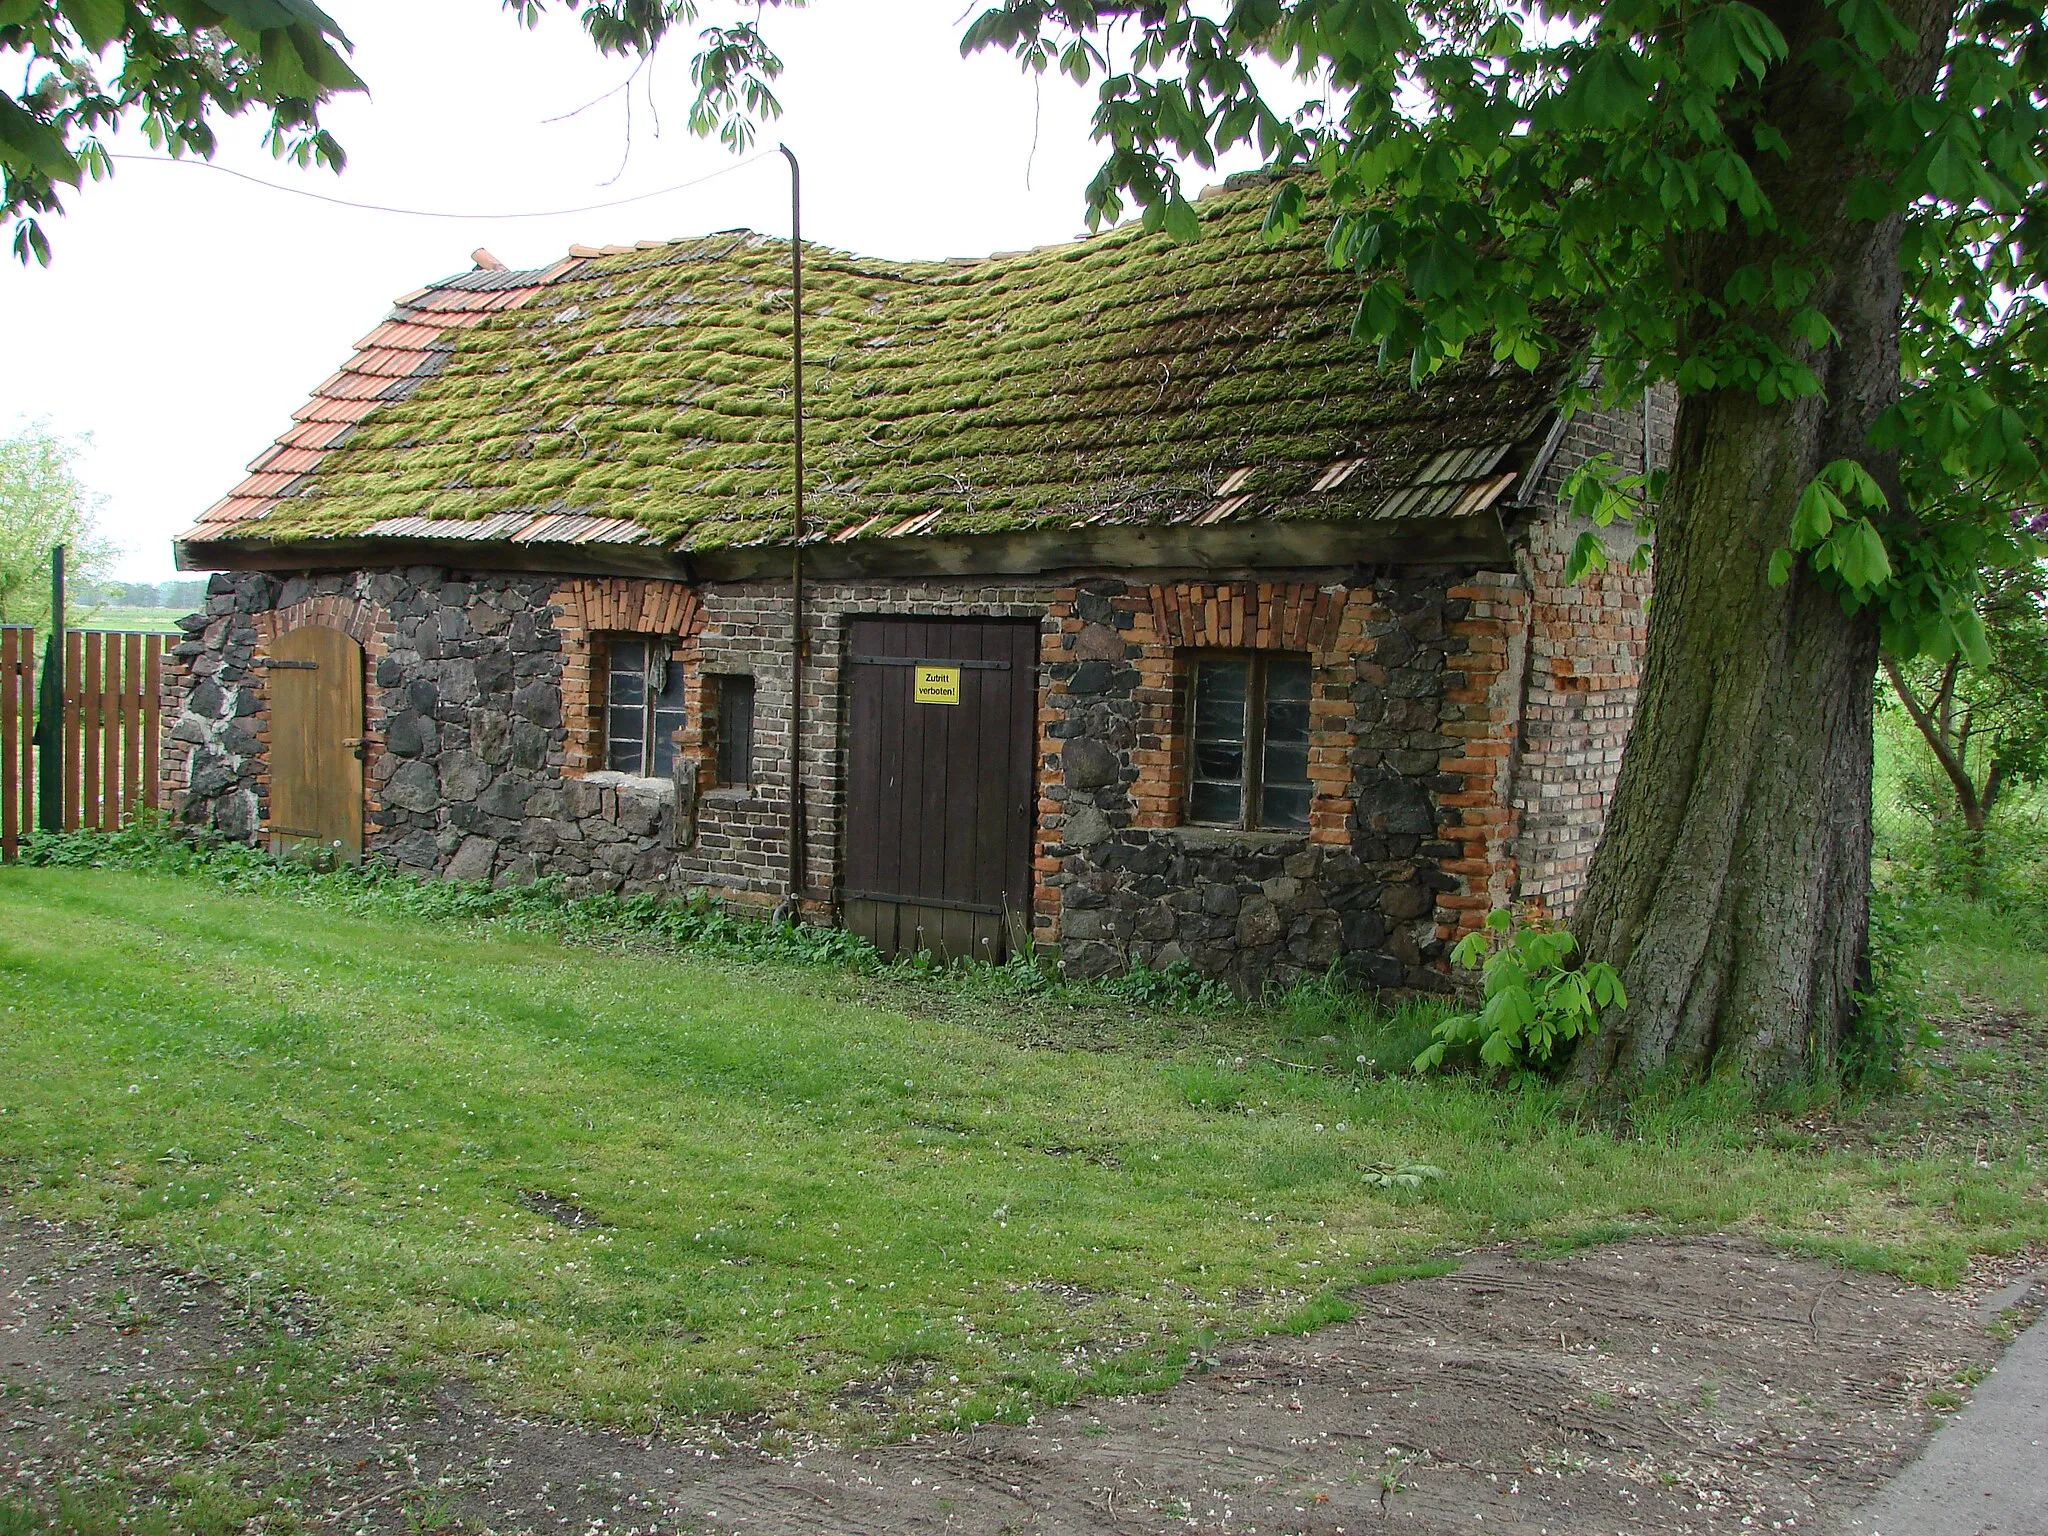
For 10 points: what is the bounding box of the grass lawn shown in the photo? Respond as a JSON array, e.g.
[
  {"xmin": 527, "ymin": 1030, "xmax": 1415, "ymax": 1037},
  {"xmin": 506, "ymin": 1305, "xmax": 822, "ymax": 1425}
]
[{"xmin": 3, "ymin": 861, "xmax": 2043, "ymax": 1448}]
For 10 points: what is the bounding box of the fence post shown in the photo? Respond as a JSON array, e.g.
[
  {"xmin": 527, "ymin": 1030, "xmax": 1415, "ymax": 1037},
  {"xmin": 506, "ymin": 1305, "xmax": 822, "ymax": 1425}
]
[{"xmin": 1, "ymin": 626, "xmax": 25, "ymax": 862}]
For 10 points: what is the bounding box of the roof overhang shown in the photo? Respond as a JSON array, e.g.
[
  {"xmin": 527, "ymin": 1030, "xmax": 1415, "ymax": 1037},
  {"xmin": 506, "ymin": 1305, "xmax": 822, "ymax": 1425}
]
[{"xmin": 175, "ymin": 514, "xmax": 1515, "ymax": 585}]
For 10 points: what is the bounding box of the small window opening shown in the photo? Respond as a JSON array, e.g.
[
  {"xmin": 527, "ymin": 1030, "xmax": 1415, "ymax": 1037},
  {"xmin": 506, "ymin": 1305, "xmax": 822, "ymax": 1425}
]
[
  {"xmin": 605, "ymin": 637, "xmax": 686, "ymax": 778},
  {"xmin": 714, "ymin": 674, "xmax": 756, "ymax": 787},
  {"xmin": 1186, "ymin": 652, "xmax": 1312, "ymax": 831}
]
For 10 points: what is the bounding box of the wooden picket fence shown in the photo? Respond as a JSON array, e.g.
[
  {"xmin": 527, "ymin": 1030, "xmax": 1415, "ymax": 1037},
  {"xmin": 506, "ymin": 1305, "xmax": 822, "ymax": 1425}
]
[{"xmin": 0, "ymin": 627, "xmax": 167, "ymax": 861}]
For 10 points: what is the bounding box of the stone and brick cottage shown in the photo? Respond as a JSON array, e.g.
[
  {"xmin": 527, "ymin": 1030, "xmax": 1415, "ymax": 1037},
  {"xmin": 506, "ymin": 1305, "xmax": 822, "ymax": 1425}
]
[{"xmin": 167, "ymin": 178, "xmax": 1663, "ymax": 992}]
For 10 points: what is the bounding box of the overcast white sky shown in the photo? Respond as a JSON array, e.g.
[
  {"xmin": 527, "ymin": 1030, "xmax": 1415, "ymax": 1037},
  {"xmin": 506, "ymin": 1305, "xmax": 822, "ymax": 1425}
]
[{"xmin": 1, "ymin": 2, "xmax": 1276, "ymax": 581}]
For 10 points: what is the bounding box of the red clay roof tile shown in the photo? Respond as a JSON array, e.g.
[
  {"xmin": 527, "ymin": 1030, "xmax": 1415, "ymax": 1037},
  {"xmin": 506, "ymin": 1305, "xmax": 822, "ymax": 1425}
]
[
  {"xmin": 292, "ymin": 395, "xmax": 382, "ymax": 425},
  {"xmin": 185, "ymin": 259, "xmax": 573, "ymax": 530}
]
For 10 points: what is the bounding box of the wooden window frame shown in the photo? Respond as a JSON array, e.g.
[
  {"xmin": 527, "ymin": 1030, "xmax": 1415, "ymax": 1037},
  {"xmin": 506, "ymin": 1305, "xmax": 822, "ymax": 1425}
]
[
  {"xmin": 1182, "ymin": 649, "xmax": 1313, "ymax": 832},
  {"xmin": 600, "ymin": 635, "xmax": 687, "ymax": 780}
]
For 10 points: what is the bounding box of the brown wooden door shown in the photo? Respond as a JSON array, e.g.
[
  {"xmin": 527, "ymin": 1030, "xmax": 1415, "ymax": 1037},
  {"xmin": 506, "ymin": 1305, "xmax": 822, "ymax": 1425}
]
[
  {"xmin": 265, "ymin": 626, "xmax": 364, "ymax": 863},
  {"xmin": 843, "ymin": 618, "xmax": 1037, "ymax": 963}
]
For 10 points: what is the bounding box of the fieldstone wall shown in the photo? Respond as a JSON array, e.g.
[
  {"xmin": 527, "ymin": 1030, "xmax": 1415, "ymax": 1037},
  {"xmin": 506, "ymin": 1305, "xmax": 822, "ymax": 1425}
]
[
  {"xmin": 163, "ymin": 555, "xmax": 1580, "ymax": 996},
  {"xmin": 166, "ymin": 568, "xmax": 688, "ymax": 892},
  {"xmin": 1037, "ymin": 570, "xmax": 1530, "ymax": 994},
  {"xmin": 164, "ymin": 568, "xmax": 1058, "ymax": 909},
  {"xmin": 160, "ymin": 573, "xmax": 290, "ymax": 843}
]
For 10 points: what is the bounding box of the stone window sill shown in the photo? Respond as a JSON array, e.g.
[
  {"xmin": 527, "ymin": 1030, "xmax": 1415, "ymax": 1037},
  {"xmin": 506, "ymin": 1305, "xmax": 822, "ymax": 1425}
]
[
  {"xmin": 581, "ymin": 770, "xmax": 676, "ymax": 799},
  {"xmin": 701, "ymin": 787, "xmax": 758, "ymax": 807},
  {"xmin": 1168, "ymin": 824, "xmax": 1309, "ymax": 850}
]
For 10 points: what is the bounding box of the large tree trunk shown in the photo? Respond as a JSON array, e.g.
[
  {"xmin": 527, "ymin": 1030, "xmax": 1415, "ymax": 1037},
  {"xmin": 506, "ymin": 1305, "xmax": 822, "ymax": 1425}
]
[
  {"xmin": 1572, "ymin": 0, "xmax": 1953, "ymax": 1089},
  {"xmin": 1572, "ymin": 392, "xmax": 1882, "ymax": 1086}
]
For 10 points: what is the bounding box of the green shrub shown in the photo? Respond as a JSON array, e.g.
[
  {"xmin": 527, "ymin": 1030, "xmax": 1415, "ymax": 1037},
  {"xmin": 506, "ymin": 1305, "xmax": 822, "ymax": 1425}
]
[
  {"xmin": 1266, "ymin": 966, "xmax": 1455, "ymax": 1074},
  {"xmin": 1845, "ymin": 887, "xmax": 1936, "ymax": 1088},
  {"xmin": 1101, "ymin": 960, "xmax": 1237, "ymax": 1012},
  {"xmin": 1414, "ymin": 909, "xmax": 1624, "ymax": 1073}
]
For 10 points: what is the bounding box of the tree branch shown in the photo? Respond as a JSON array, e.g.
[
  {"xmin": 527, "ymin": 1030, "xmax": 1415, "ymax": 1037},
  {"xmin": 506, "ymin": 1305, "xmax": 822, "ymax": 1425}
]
[
  {"xmin": 1982, "ymin": 756, "xmax": 2006, "ymax": 819},
  {"xmin": 1883, "ymin": 653, "xmax": 1982, "ymax": 824},
  {"xmin": 1935, "ymin": 653, "xmax": 1960, "ymax": 744}
]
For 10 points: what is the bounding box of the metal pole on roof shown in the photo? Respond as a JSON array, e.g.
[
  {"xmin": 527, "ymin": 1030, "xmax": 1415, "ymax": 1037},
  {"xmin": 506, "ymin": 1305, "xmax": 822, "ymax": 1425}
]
[{"xmin": 779, "ymin": 143, "xmax": 807, "ymax": 918}]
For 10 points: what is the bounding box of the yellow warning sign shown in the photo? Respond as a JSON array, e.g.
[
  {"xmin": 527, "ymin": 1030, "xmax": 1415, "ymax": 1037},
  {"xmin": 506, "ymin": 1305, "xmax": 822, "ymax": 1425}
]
[{"xmin": 914, "ymin": 665, "xmax": 962, "ymax": 705}]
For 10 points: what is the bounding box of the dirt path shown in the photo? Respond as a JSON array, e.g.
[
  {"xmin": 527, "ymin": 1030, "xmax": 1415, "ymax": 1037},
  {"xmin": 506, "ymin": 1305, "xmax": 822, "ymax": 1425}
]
[{"xmin": 2, "ymin": 1216, "xmax": 2034, "ymax": 1535}]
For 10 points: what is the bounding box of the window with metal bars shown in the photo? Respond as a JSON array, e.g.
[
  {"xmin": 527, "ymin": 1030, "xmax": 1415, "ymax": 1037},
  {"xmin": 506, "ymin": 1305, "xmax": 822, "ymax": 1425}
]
[
  {"xmin": 713, "ymin": 674, "xmax": 755, "ymax": 787},
  {"xmin": 603, "ymin": 637, "xmax": 686, "ymax": 778},
  {"xmin": 1185, "ymin": 652, "xmax": 1313, "ymax": 831}
]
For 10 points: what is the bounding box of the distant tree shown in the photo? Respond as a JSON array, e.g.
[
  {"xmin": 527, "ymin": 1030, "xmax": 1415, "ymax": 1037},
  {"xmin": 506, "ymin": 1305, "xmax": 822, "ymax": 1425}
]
[
  {"xmin": 0, "ymin": 424, "xmax": 114, "ymax": 631},
  {"xmin": 1883, "ymin": 561, "xmax": 2048, "ymax": 881},
  {"xmin": 160, "ymin": 578, "xmax": 209, "ymax": 612}
]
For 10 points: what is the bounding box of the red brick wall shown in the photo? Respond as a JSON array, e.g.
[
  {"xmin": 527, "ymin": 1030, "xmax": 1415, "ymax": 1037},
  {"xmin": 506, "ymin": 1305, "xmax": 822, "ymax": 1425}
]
[
  {"xmin": 1511, "ymin": 528, "xmax": 1648, "ymax": 917},
  {"xmin": 1435, "ymin": 572, "xmax": 1531, "ymax": 942},
  {"xmin": 548, "ymin": 576, "xmax": 703, "ymax": 783},
  {"xmin": 1509, "ymin": 393, "xmax": 1664, "ymax": 916}
]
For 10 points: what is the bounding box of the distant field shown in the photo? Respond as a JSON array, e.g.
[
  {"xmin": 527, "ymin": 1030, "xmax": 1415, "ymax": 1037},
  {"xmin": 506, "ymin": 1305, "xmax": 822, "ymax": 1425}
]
[{"xmin": 72, "ymin": 606, "xmax": 189, "ymax": 633}]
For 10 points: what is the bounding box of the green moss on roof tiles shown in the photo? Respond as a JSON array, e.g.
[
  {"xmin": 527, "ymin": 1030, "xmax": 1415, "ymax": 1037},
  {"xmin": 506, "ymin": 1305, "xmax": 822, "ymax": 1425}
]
[{"xmin": 241, "ymin": 181, "xmax": 1577, "ymax": 549}]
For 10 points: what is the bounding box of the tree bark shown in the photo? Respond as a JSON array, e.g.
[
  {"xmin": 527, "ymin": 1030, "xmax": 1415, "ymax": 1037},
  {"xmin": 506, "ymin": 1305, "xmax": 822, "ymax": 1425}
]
[{"xmin": 1572, "ymin": 0, "xmax": 1954, "ymax": 1089}]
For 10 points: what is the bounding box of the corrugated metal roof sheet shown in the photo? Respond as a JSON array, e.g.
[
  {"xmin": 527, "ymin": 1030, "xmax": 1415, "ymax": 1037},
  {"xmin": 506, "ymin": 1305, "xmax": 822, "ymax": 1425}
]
[{"xmin": 357, "ymin": 512, "xmax": 661, "ymax": 547}]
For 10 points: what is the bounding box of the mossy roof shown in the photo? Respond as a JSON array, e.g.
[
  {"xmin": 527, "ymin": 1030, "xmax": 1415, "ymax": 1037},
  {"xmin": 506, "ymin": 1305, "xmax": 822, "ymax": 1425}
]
[{"xmin": 184, "ymin": 180, "xmax": 1577, "ymax": 556}]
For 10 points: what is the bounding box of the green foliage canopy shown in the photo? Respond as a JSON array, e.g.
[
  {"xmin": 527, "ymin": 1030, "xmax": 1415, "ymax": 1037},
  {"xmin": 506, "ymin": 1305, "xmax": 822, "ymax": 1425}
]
[
  {"xmin": 543, "ymin": 0, "xmax": 2047, "ymax": 662},
  {"xmin": 943, "ymin": 0, "xmax": 2048, "ymax": 660},
  {"xmin": 0, "ymin": 0, "xmax": 363, "ymax": 263}
]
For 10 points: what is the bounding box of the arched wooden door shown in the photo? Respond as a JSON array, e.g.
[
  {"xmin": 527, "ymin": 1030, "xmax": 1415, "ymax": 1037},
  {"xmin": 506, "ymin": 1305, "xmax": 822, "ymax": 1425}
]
[{"xmin": 264, "ymin": 626, "xmax": 364, "ymax": 863}]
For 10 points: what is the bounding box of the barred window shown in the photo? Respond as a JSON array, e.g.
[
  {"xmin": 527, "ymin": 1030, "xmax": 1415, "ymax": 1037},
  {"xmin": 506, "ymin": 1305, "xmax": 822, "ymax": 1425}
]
[
  {"xmin": 714, "ymin": 674, "xmax": 755, "ymax": 787},
  {"xmin": 1186, "ymin": 653, "xmax": 1312, "ymax": 831},
  {"xmin": 604, "ymin": 638, "xmax": 686, "ymax": 778}
]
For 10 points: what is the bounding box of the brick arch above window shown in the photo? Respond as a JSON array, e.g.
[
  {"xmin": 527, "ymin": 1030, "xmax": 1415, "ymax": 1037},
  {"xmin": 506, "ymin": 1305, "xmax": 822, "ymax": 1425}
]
[
  {"xmin": 549, "ymin": 577, "xmax": 702, "ymax": 779},
  {"xmin": 1144, "ymin": 581, "xmax": 1351, "ymax": 653},
  {"xmin": 555, "ymin": 577, "xmax": 703, "ymax": 639}
]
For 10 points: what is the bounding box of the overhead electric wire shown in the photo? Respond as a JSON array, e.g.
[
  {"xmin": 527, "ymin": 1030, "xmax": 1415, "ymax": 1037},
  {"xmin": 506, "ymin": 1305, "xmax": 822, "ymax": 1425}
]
[{"xmin": 104, "ymin": 149, "xmax": 774, "ymax": 221}]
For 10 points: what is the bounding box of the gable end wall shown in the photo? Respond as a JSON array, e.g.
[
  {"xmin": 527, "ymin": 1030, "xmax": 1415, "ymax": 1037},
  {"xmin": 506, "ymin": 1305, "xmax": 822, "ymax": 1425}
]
[{"xmin": 1508, "ymin": 391, "xmax": 1669, "ymax": 917}]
